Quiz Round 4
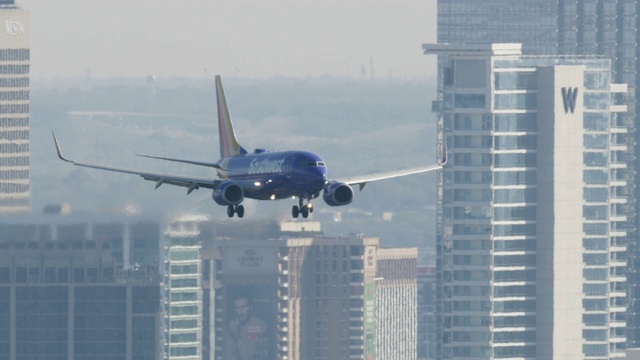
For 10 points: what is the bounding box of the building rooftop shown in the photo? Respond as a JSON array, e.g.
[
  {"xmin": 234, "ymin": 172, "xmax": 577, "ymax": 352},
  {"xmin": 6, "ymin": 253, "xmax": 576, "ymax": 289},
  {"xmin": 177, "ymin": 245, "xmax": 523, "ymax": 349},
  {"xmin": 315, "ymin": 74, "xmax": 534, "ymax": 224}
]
[{"xmin": 423, "ymin": 42, "xmax": 523, "ymax": 56}]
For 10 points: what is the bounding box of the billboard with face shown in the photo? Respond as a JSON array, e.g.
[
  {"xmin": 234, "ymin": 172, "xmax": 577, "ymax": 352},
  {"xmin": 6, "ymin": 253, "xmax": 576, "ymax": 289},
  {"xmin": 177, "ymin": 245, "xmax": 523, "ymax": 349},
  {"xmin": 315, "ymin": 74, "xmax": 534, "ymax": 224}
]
[{"xmin": 224, "ymin": 285, "xmax": 276, "ymax": 360}]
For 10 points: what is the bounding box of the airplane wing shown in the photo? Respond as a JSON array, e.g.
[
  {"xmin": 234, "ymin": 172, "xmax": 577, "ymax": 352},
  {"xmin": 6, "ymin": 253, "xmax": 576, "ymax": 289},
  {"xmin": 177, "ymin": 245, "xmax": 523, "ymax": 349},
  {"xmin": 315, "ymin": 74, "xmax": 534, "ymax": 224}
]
[
  {"xmin": 334, "ymin": 140, "xmax": 446, "ymax": 190},
  {"xmin": 52, "ymin": 132, "xmax": 261, "ymax": 195},
  {"xmin": 136, "ymin": 153, "xmax": 221, "ymax": 169},
  {"xmin": 333, "ymin": 164, "xmax": 443, "ymax": 191}
]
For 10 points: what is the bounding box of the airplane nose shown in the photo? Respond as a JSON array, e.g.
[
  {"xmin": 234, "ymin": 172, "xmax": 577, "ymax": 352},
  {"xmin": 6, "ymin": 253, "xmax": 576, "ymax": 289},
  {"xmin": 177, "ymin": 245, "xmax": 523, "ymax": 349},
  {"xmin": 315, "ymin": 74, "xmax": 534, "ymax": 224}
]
[{"xmin": 307, "ymin": 167, "xmax": 326, "ymax": 187}]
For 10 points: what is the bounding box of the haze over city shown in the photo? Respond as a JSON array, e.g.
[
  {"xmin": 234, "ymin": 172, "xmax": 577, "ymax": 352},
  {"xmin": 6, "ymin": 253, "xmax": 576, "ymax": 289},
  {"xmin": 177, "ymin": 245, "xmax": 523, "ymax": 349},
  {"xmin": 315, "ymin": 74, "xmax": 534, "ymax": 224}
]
[
  {"xmin": 9, "ymin": 0, "xmax": 640, "ymax": 359},
  {"xmin": 20, "ymin": 0, "xmax": 438, "ymax": 80}
]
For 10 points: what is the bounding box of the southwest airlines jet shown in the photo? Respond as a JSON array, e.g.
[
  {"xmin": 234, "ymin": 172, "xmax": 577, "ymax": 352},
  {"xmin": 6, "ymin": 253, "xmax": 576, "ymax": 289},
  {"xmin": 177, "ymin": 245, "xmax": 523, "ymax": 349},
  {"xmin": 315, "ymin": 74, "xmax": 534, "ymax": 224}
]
[{"xmin": 53, "ymin": 75, "xmax": 446, "ymax": 219}]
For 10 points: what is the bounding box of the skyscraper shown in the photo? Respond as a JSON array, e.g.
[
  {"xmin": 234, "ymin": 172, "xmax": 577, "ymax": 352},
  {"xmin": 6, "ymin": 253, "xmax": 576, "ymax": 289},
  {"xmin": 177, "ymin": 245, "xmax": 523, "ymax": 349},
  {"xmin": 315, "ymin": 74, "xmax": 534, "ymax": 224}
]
[
  {"xmin": 418, "ymin": 266, "xmax": 437, "ymax": 360},
  {"xmin": 163, "ymin": 216, "xmax": 203, "ymax": 360},
  {"xmin": 283, "ymin": 235, "xmax": 379, "ymax": 360},
  {"xmin": 0, "ymin": 1, "xmax": 29, "ymax": 213},
  {"xmin": 437, "ymin": 0, "xmax": 640, "ymax": 347},
  {"xmin": 197, "ymin": 220, "xmax": 400, "ymax": 360},
  {"xmin": 425, "ymin": 43, "xmax": 626, "ymax": 359},
  {"xmin": 376, "ymin": 247, "xmax": 418, "ymax": 360},
  {"xmin": 0, "ymin": 215, "xmax": 162, "ymax": 360}
]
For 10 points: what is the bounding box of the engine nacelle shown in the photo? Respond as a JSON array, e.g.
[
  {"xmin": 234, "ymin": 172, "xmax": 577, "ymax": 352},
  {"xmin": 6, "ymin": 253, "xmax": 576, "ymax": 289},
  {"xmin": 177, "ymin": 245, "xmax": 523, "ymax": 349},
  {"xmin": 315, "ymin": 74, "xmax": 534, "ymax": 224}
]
[
  {"xmin": 212, "ymin": 181, "xmax": 244, "ymax": 206},
  {"xmin": 322, "ymin": 182, "xmax": 354, "ymax": 206}
]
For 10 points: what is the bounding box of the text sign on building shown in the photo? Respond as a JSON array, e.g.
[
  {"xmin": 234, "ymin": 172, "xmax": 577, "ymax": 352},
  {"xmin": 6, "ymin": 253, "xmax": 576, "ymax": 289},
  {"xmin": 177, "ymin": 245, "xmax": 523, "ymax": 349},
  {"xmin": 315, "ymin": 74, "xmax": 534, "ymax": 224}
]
[
  {"xmin": 0, "ymin": 12, "xmax": 29, "ymax": 46},
  {"xmin": 4, "ymin": 19, "xmax": 24, "ymax": 35},
  {"xmin": 561, "ymin": 87, "xmax": 579, "ymax": 114},
  {"xmin": 364, "ymin": 245, "xmax": 377, "ymax": 278},
  {"xmin": 225, "ymin": 247, "xmax": 277, "ymax": 274}
]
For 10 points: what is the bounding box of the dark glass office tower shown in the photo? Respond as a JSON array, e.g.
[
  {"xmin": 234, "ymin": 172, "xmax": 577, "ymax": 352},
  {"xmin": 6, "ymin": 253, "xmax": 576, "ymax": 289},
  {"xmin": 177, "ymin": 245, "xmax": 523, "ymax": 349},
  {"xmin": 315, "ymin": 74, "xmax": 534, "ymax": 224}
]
[
  {"xmin": 437, "ymin": 0, "xmax": 639, "ymax": 351},
  {"xmin": 0, "ymin": 217, "xmax": 162, "ymax": 360}
]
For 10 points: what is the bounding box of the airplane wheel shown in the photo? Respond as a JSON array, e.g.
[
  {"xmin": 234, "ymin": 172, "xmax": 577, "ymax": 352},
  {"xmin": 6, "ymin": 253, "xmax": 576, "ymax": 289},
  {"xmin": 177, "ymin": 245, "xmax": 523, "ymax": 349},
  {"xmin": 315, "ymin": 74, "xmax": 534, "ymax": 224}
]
[
  {"xmin": 292, "ymin": 205, "xmax": 299, "ymax": 218},
  {"xmin": 236, "ymin": 205, "xmax": 245, "ymax": 218},
  {"xmin": 308, "ymin": 204, "xmax": 313, "ymax": 213},
  {"xmin": 301, "ymin": 206, "xmax": 309, "ymax": 218},
  {"xmin": 227, "ymin": 205, "xmax": 235, "ymax": 218}
]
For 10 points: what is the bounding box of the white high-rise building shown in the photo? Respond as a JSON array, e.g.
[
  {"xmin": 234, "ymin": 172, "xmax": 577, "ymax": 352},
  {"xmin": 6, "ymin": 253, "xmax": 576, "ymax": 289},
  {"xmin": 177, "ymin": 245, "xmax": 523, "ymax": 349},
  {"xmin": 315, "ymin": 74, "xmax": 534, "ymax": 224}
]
[
  {"xmin": 425, "ymin": 43, "xmax": 627, "ymax": 359},
  {"xmin": 0, "ymin": 1, "xmax": 29, "ymax": 213},
  {"xmin": 376, "ymin": 247, "xmax": 418, "ymax": 360},
  {"xmin": 163, "ymin": 217, "xmax": 203, "ymax": 360}
]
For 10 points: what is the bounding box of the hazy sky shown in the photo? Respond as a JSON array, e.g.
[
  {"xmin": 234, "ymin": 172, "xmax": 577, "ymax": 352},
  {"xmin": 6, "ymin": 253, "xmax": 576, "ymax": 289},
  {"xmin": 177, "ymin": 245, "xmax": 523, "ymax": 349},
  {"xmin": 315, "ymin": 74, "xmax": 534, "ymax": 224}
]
[{"xmin": 18, "ymin": 0, "xmax": 437, "ymax": 80}]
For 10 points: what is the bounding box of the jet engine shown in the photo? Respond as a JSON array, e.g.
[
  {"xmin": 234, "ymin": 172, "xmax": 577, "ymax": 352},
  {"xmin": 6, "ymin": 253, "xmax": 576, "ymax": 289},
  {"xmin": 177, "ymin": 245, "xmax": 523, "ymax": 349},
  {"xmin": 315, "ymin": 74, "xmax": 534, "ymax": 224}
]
[
  {"xmin": 322, "ymin": 182, "xmax": 354, "ymax": 206},
  {"xmin": 212, "ymin": 181, "xmax": 244, "ymax": 206}
]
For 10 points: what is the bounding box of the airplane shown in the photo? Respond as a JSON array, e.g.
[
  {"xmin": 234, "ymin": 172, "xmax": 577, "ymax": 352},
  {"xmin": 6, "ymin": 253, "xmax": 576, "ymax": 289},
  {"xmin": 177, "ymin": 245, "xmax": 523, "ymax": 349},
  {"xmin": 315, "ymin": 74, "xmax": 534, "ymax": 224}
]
[{"xmin": 53, "ymin": 75, "xmax": 446, "ymax": 219}]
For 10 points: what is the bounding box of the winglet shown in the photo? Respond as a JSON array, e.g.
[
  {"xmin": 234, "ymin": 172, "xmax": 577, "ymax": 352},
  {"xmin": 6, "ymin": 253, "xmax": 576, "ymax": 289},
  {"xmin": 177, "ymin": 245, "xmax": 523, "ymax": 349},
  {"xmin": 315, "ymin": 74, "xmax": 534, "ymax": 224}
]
[
  {"xmin": 215, "ymin": 75, "xmax": 248, "ymax": 159},
  {"xmin": 52, "ymin": 132, "xmax": 73, "ymax": 163},
  {"xmin": 438, "ymin": 135, "xmax": 447, "ymax": 166}
]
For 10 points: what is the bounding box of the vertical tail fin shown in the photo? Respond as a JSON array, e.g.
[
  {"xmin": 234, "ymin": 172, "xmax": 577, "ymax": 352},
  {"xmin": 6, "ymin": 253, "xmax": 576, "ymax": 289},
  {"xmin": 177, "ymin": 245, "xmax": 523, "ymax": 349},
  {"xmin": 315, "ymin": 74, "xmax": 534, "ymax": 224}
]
[{"xmin": 216, "ymin": 75, "xmax": 247, "ymax": 159}]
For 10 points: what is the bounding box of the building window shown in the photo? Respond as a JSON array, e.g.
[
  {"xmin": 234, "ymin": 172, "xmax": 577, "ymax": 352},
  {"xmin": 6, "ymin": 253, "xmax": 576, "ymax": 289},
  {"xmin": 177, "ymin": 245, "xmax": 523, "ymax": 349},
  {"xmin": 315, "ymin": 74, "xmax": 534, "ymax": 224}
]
[
  {"xmin": 493, "ymin": 224, "xmax": 536, "ymax": 236},
  {"xmin": 454, "ymin": 94, "xmax": 486, "ymax": 108},
  {"xmin": 583, "ymin": 112, "xmax": 609, "ymax": 131},
  {"xmin": 583, "ymin": 268, "xmax": 607, "ymax": 281},
  {"xmin": 583, "ymin": 253, "xmax": 608, "ymax": 265},
  {"xmin": 583, "ymin": 314, "xmax": 607, "ymax": 326},
  {"xmin": 584, "ymin": 92, "xmax": 609, "ymax": 110},
  {"xmin": 494, "ymin": 188, "xmax": 537, "ymax": 203},
  {"xmin": 494, "ymin": 135, "xmax": 537, "ymax": 150},
  {"xmin": 583, "ymin": 238, "xmax": 607, "ymax": 251},
  {"xmin": 495, "ymin": 71, "xmax": 537, "ymax": 90},
  {"xmin": 584, "ymin": 169, "xmax": 608, "ymax": 184},
  {"xmin": 583, "ymin": 298, "xmax": 607, "ymax": 311},
  {"xmin": 494, "ymin": 153, "xmax": 536, "ymax": 167},
  {"xmin": 494, "ymin": 205, "xmax": 536, "ymax": 220},
  {"xmin": 495, "ymin": 113, "xmax": 537, "ymax": 131},
  {"xmin": 495, "ymin": 93, "xmax": 537, "ymax": 110},
  {"xmin": 584, "ymin": 134, "xmax": 608, "ymax": 150},
  {"xmin": 584, "ymin": 72, "xmax": 609, "ymax": 90},
  {"xmin": 584, "ymin": 205, "xmax": 607, "ymax": 220}
]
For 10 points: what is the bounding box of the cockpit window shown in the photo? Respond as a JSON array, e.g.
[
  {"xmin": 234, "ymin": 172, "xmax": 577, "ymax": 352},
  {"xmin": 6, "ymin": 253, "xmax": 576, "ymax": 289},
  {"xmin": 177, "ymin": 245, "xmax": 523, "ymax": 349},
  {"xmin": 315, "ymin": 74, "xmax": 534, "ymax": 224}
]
[{"xmin": 300, "ymin": 161, "xmax": 326, "ymax": 168}]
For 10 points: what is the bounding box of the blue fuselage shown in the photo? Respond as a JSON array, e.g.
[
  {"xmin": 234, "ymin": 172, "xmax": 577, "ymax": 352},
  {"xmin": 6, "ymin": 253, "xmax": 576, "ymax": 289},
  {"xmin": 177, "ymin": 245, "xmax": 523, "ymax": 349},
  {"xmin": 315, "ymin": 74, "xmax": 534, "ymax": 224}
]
[{"xmin": 217, "ymin": 150, "xmax": 327, "ymax": 200}]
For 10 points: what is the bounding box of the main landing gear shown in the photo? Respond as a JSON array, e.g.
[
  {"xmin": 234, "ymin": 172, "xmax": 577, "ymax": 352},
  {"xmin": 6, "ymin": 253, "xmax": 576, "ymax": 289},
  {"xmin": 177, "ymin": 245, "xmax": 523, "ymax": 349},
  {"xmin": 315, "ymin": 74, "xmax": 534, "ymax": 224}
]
[
  {"xmin": 292, "ymin": 197, "xmax": 313, "ymax": 219},
  {"xmin": 227, "ymin": 204, "xmax": 245, "ymax": 218}
]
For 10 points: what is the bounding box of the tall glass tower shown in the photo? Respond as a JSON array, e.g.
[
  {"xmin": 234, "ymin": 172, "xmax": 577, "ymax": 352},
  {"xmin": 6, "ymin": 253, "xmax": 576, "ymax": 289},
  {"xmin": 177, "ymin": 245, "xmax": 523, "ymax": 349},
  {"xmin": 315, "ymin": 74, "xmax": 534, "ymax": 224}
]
[
  {"xmin": 426, "ymin": 43, "xmax": 627, "ymax": 359},
  {"xmin": 437, "ymin": 0, "xmax": 639, "ymax": 348},
  {"xmin": 0, "ymin": 1, "xmax": 29, "ymax": 213}
]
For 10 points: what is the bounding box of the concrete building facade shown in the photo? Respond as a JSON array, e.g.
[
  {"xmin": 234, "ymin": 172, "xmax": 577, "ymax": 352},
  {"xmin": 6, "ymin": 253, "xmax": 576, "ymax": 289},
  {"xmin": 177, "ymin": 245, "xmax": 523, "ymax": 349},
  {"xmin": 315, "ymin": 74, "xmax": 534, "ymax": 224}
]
[
  {"xmin": 425, "ymin": 43, "xmax": 626, "ymax": 359},
  {"xmin": 0, "ymin": 1, "xmax": 29, "ymax": 213}
]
